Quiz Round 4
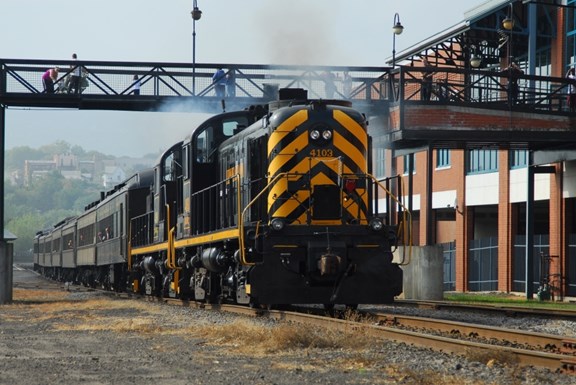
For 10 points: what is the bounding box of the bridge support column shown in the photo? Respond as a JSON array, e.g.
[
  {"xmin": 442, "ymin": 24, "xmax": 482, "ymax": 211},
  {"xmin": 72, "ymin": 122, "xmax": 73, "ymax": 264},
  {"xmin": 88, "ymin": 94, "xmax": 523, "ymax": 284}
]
[
  {"xmin": 0, "ymin": 104, "xmax": 10, "ymax": 305},
  {"xmin": 0, "ymin": 241, "xmax": 13, "ymax": 304}
]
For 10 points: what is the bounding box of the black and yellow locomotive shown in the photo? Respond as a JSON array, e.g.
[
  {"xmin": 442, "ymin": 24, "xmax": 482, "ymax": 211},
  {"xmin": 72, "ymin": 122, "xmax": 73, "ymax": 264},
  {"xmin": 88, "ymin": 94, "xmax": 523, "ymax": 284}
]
[{"xmin": 35, "ymin": 88, "xmax": 410, "ymax": 307}]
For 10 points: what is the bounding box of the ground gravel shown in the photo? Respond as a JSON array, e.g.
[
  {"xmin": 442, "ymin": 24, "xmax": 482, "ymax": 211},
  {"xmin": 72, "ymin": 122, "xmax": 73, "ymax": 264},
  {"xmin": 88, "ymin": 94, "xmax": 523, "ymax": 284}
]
[{"xmin": 1, "ymin": 268, "xmax": 574, "ymax": 385}]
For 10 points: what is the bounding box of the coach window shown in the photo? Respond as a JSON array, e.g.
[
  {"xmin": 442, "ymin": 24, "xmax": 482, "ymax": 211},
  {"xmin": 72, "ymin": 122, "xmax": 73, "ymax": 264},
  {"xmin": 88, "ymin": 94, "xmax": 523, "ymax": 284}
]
[
  {"xmin": 63, "ymin": 233, "xmax": 74, "ymax": 249},
  {"xmin": 79, "ymin": 225, "xmax": 94, "ymax": 246}
]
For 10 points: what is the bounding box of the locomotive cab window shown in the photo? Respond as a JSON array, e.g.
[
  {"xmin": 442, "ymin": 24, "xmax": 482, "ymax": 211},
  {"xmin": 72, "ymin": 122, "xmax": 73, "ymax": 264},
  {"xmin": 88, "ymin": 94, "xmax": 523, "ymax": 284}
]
[
  {"xmin": 194, "ymin": 116, "xmax": 250, "ymax": 164},
  {"xmin": 182, "ymin": 144, "xmax": 190, "ymax": 179},
  {"xmin": 163, "ymin": 151, "xmax": 181, "ymax": 182},
  {"xmin": 196, "ymin": 128, "xmax": 212, "ymax": 164}
]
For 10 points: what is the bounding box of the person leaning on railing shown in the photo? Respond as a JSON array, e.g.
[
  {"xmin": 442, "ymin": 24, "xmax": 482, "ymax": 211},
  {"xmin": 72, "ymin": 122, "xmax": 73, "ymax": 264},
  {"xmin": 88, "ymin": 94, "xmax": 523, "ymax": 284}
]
[
  {"xmin": 502, "ymin": 61, "xmax": 523, "ymax": 105},
  {"xmin": 566, "ymin": 67, "xmax": 576, "ymax": 112},
  {"xmin": 421, "ymin": 58, "xmax": 434, "ymax": 101},
  {"xmin": 41, "ymin": 67, "xmax": 58, "ymax": 93}
]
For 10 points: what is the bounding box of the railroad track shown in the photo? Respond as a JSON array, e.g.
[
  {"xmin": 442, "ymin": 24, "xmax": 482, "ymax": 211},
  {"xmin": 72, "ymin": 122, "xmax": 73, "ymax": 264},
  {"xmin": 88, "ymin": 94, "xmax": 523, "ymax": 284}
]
[
  {"xmin": 153, "ymin": 298, "xmax": 576, "ymax": 375},
  {"xmin": 17, "ymin": 267, "xmax": 576, "ymax": 375},
  {"xmin": 397, "ymin": 299, "xmax": 576, "ymax": 320}
]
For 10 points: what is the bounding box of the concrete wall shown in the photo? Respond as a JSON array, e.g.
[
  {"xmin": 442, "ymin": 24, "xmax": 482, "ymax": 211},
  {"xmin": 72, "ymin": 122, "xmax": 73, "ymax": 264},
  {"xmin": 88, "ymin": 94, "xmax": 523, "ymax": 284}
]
[{"xmin": 397, "ymin": 245, "xmax": 444, "ymax": 300}]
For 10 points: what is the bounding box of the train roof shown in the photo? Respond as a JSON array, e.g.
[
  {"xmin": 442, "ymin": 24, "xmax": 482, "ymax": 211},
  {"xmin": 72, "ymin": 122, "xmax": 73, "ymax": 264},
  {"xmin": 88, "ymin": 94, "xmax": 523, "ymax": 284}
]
[
  {"xmin": 53, "ymin": 216, "xmax": 77, "ymax": 228},
  {"xmin": 181, "ymin": 105, "xmax": 268, "ymax": 145},
  {"xmin": 84, "ymin": 168, "xmax": 154, "ymax": 211}
]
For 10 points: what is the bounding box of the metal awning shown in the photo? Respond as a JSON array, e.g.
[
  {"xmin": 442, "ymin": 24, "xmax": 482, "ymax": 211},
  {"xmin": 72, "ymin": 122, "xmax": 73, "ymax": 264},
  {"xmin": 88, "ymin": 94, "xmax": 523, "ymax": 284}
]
[{"xmin": 386, "ymin": 0, "xmax": 517, "ymax": 67}]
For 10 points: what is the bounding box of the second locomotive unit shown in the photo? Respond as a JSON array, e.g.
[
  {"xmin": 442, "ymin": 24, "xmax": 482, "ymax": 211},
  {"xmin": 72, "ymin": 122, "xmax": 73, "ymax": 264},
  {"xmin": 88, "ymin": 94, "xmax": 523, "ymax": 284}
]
[{"xmin": 36, "ymin": 88, "xmax": 410, "ymax": 307}]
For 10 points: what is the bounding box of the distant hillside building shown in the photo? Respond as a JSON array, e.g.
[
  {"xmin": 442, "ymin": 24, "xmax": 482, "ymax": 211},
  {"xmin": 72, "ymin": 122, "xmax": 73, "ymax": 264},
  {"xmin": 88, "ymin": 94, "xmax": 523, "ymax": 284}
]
[
  {"xmin": 102, "ymin": 166, "xmax": 126, "ymax": 188},
  {"xmin": 24, "ymin": 153, "xmax": 92, "ymax": 185},
  {"xmin": 24, "ymin": 159, "xmax": 57, "ymax": 183}
]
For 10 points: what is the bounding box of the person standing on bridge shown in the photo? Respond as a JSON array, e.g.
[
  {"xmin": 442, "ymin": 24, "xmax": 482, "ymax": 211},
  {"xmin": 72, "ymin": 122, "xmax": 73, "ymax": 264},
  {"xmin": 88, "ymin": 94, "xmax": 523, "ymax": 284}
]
[
  {"xmin": 503, "ymin": 61, "xmax": 523, "ymax": 105},
  {"xmin": 131, "ymin": 74, "xmax": 141, "ymax": 95},
  {"xmin": 212, "ymin": 68, "xmax": 226, "ymax": 99},
  {"xmin": 421, "ymin": 58, "xmax": 434, "ymax": 101},
  {"xmin": 566, "ymin": 67, "xmax": 576, "ymax": 112},
  {"xmin": 68, "ymin": 53, "xmax": 82, "ymax": 94},
  {"xmin": 226, "ymin": 70, "xmax": 236, "ymax": 98},
  {"xmin": 41, "ymin": 67, "xmax": 58, "ymax": 93}
]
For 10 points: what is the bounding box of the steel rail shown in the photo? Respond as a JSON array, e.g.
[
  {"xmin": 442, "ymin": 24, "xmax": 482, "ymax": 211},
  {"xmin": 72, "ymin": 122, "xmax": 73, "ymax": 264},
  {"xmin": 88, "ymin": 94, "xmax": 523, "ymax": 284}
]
[
  {"xmin": 25, "ymin": 268, "xmax": 576, "ymax": 375},
  {"xmin": 396, "ymin": 299, "xmax": 576, "ymax": 319}
]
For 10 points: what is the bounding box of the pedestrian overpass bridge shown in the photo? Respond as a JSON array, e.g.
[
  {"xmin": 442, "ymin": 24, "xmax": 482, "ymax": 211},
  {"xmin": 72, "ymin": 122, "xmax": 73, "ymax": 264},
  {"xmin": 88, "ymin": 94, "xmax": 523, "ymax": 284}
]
[{"xmin": 1, "ymin": 57, "xmax": 576, "ymax": 153}]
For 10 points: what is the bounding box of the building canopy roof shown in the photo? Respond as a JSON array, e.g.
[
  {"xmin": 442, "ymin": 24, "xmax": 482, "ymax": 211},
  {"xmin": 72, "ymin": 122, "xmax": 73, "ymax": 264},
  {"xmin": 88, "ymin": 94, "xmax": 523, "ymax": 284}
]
[{"xmin": 389, "ymin": 0, "xmax": 558, "ymax": 69}]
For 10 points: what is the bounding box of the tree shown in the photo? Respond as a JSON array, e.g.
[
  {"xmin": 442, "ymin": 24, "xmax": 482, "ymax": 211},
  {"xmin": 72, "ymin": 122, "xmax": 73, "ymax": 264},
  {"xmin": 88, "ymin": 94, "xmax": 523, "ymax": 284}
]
[{"xmin": 5, "ymin": 146, "xmax": 45, "ymax": 172}]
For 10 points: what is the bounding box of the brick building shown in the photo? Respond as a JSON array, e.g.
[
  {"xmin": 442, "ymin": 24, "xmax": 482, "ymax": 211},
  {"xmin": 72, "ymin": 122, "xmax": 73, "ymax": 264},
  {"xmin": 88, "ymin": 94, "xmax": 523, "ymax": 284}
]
[{"xmin": 379, "ymin": 0, "xmax": 576, "ymax": 299}]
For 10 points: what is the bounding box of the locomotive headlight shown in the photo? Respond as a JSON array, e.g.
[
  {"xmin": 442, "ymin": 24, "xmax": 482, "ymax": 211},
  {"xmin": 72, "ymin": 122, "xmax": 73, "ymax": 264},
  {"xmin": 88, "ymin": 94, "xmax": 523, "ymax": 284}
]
[
  {"xmin": 369, "ymin": 217, "xmax": 384, "ymax": 231},
  {"xmin": 310, "ymin": 130, "xmax": 320, "ymax": 140},
  {"xmin": 322, "ymin": 130, "xmax": 332, "ymax": 140},
  {"xmin": 271, "ymin": 218, "xmax": 285, "ymax": 231}
]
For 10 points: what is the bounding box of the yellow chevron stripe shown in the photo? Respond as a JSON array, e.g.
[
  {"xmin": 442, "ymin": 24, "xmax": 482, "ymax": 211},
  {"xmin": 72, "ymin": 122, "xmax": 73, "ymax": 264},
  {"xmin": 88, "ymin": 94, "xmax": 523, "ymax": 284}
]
[
  {"xmin": 274, "ymin": 190, "xmax": 310, "ymax": 219},
  {"xmin": 310, "ymin": 171, "xmax": 335, "ymax": 185},
  {"xmin": 333, "ymin": 132, "xmax": 366, "ymax": 172},
  {"xmin": 267, "ymin": 110, "xmax": 309, "ymax": 157},
  {"xmin": 333, "ymin": 109, "xmax": 367, "ymax": 145},
  {"xmin": 268, "ymin": 155, "xmax": 332, "ymax": 213},
  {"xmin": 268, "ymin": 131, "xmax": 309, "ymax": 176}
]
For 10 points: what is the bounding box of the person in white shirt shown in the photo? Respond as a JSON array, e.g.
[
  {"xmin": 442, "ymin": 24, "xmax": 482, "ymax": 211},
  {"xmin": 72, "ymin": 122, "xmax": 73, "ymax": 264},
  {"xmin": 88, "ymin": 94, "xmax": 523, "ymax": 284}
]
[{"xmin": 68, "ymin": 53, "xmax": 81, "ymax": 94}]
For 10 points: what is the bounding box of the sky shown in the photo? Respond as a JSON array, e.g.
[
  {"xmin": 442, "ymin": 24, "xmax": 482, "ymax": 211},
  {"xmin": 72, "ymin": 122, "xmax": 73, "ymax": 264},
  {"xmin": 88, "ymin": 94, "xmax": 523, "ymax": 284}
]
[{"xmin": 1, "ymin": 0, "xmax": 487, "ymax": 157}]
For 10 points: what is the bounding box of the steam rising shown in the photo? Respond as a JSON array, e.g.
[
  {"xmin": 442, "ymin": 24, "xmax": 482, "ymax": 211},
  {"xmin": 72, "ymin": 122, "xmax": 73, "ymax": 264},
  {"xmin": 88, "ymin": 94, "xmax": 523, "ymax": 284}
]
[{"xmin": 255, "ymin": 2, "xmax": 341, "ymax": 65}]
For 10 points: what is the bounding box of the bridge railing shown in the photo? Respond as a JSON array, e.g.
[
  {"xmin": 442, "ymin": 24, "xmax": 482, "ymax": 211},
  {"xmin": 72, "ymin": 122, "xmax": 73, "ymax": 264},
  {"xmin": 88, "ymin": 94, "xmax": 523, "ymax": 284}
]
[
  {"xmin": 2, "ymin": 59, "xmax": 572, "ymax": 115},
  {"xmin": 0, "ymin": 58, "xmax": 389, "ymax": 102},
  {"xmin": 387, "ymin": 66, "xmax": 571, "ymax": 113}
]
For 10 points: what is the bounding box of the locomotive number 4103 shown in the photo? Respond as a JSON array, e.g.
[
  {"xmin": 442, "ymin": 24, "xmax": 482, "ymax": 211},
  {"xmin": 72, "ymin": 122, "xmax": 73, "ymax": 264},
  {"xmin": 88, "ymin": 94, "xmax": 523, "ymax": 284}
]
[{"xmin": 309, "ymin": 149, "xmax": 334, "ymax": 157}]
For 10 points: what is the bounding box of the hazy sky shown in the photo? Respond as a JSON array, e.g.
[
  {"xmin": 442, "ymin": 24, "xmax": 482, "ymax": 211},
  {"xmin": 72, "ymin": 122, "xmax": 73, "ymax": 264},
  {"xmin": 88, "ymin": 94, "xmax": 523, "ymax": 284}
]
[{"xmin": 1, "ymin": 0, "xmax": 487, "ymax": 157}]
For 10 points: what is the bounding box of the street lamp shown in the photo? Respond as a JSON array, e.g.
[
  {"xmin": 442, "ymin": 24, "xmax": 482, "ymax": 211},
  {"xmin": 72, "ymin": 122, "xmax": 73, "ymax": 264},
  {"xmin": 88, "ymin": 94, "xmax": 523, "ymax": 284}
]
[
  {"xmin": 502, "ymin": 2, "xmax": 514, "ymax": 62},
  {"xmin": 470, "ymin": 54, "xmax": 482, "ymax": 68},
  {"xmin": 391, "ymin": 13, "xmax": 404, "ymax": 69},
  {"xmin": 191, "ymin": 0, "xmax": 202, "ymax": 95},
  {"xmin": 389, "ymin": 13, "xmax": 404, "ymax": 101},
  {"xmin": 502, "ymin": 3, "xmax": 515, "ymax": 31}
]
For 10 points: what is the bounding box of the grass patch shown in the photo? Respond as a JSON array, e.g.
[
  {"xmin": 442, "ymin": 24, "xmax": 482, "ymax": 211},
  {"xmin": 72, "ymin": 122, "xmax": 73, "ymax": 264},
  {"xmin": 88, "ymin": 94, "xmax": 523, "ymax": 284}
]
[
  {"xmin": 185, "ymin": 318, "xmax": 375, "ymax": 355},
  {"xmin": 444, "ymin": 292, "xmax": 575, "ymax": 309}
]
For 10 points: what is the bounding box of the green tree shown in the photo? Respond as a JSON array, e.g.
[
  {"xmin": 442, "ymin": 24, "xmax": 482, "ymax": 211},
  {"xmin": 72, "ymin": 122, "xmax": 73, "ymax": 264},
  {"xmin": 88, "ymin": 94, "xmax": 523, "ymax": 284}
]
[
  {"xmin": 5, "ymin": 146, "xmax": 45, "ymax": 172},
  {"xmin": 39, "ymin": 140, "xmax": 71, "ymax": 155}
]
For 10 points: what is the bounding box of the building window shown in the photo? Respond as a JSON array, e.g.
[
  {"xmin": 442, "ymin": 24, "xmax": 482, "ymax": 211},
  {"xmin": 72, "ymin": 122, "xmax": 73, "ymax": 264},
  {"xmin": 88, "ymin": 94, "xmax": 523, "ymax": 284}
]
[
  {"xmin": 509, "ymin": 149, "xmax": 527, "ymax": 169},
  {"xmin": 466, "ymin": 149, "xmax": 498, "ymax": 174},
  {"xmin": 436, "ymin": 149, "xmax": 450, "ymax": 168},
  {"xmin": 403, "ymin": 154, "xmax": 415, "ymax": 175},
  {"xmin": 374, "ymin": 147, "xmax": 386, "ymax": 179}
]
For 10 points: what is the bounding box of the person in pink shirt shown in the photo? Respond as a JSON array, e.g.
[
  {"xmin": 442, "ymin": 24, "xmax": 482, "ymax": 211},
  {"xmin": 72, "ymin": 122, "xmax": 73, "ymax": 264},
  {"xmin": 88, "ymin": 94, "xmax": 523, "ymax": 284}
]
[{"xmin": 42, "ymin": 67, "xmax": 58, "ymax": 93}]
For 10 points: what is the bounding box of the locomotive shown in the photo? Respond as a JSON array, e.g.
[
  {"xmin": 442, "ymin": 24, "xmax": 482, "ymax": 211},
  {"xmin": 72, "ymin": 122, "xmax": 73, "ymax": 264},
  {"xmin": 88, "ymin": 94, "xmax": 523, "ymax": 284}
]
[{"xmin": 35, "ymin": 88, "xmax": 410, "ymax": 307}]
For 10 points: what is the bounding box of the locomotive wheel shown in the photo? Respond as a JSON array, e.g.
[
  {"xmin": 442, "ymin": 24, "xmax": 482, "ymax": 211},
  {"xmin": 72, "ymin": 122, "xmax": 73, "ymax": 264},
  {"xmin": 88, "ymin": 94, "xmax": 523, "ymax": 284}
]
[{"xmin": 345, "ymin": 304, "xmax": 358, "ymax": 311}]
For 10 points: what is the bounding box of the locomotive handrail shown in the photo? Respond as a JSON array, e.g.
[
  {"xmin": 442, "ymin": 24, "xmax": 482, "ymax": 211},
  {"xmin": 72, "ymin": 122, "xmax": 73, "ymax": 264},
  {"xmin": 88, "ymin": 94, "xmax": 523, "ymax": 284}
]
[
  {"xmin": 239, "ymin": 172, "xmax": 290, "ymax": 266},
  {"xmin": 368, "ymin": 172, "xmax": 412, "ymax": 266},
  {"xmin": 166, "ymin": 204, "xmax": 179, "ymax": 270}
]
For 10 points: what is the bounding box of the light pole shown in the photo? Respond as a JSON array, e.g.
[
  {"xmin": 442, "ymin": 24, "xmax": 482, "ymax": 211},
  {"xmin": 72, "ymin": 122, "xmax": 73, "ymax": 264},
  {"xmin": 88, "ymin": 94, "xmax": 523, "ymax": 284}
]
[
  {"xmin": 502, "ymin": 2, "xmax": 514, "ymax": 63},
  {"xmin": 191, "ymin": 0, "xmax": 202, "ymax": 96},
  {"xmin": 392, "ymin": 13, "xmax": 404, "ymax": 69},
  {"xmin": 390, "ymin": 13, "xmax": 404, "ymax": 100}
]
